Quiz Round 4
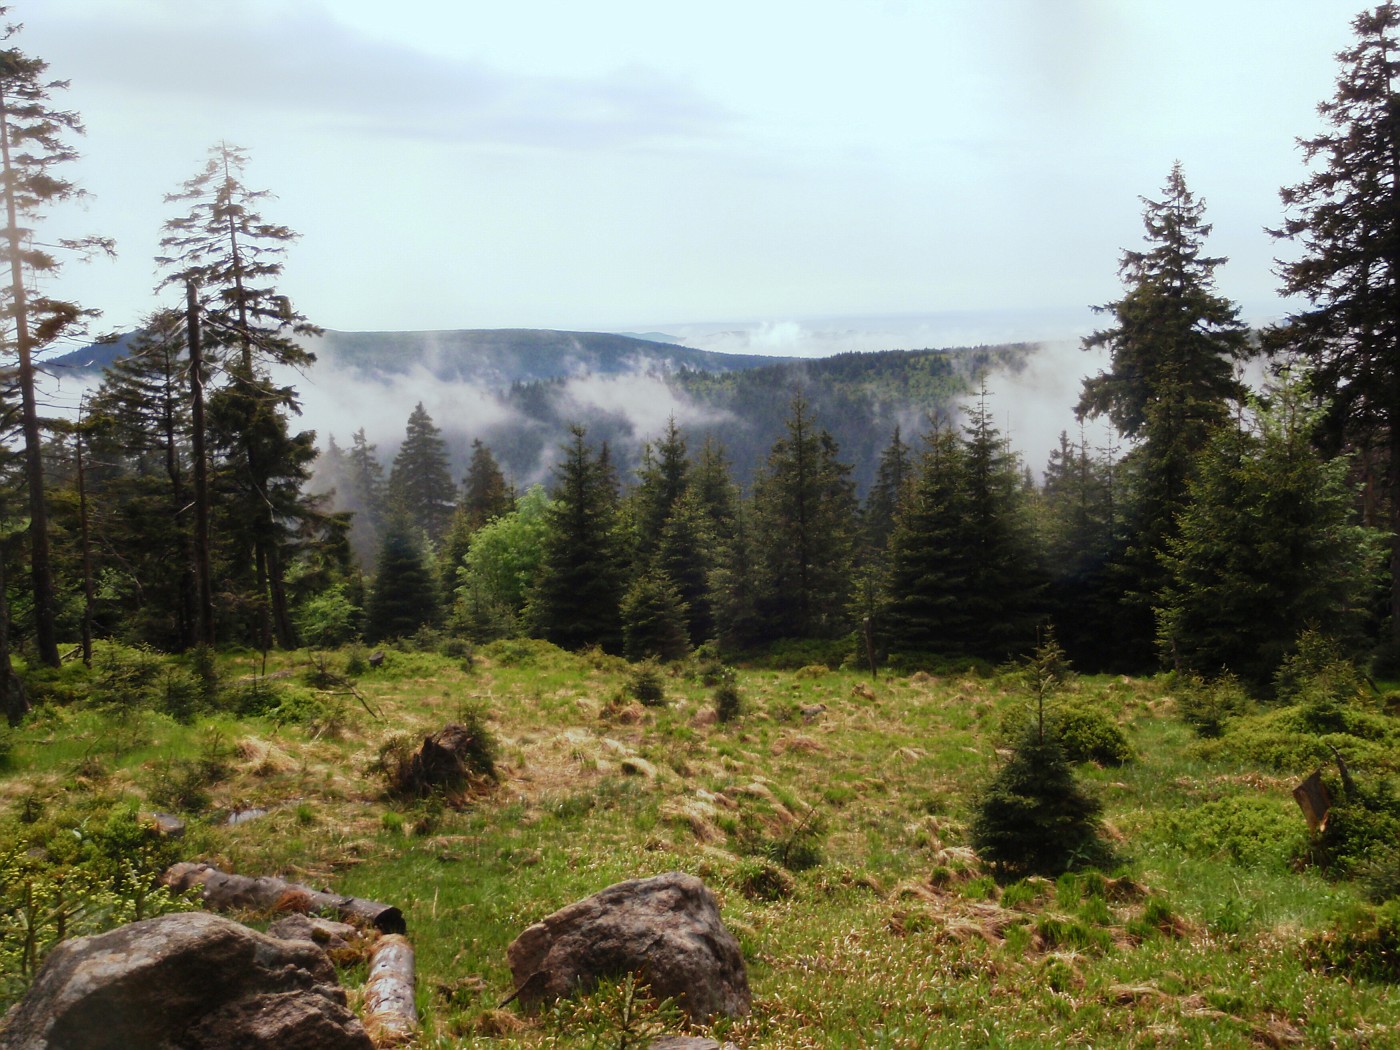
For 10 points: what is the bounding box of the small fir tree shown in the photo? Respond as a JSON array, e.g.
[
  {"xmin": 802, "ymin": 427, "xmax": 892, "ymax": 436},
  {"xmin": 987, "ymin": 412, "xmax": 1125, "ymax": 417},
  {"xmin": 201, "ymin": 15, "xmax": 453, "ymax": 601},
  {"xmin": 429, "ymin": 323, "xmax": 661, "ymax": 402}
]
[
  {"xmin": 620, "ymin": 568, "xmax": 691, "ymax": 663},
  {"xmin": 365, "ymin": 517, "xmax": 439, "ymax": 643},
  {"xmin": 970, "ymin": 632, "xmax": 1104, "ymax": 878}
]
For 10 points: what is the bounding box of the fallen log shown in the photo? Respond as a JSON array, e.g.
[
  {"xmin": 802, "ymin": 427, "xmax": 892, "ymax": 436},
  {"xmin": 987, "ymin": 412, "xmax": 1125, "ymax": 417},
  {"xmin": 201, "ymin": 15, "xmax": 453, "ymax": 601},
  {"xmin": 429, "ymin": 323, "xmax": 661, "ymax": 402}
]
[
  {"xmin": 163, "ymin": 861, "xmax": 406, "ymax": 934},
  {"xmin": 364, "ymin": 934, "xmax": 417, "ymax": 1047}
]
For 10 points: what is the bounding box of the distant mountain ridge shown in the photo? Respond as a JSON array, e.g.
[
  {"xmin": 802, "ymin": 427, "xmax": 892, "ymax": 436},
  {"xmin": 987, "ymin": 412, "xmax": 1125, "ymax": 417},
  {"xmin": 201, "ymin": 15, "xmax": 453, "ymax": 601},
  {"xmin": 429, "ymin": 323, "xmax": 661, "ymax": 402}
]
[
  {"xmin": 53, "ymin": 325, "xmax": 1040, "ymax": 498},
  {"xmin": 47, "ymin": 327, "xmax": 796, "ymax": 386}
]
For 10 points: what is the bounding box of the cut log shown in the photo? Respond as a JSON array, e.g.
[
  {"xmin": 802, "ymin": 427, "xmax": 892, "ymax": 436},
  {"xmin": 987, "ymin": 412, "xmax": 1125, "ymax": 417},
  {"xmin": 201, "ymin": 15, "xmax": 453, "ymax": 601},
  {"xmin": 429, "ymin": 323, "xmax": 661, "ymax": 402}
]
[
  {"xmin": 364, "ymin": 934, "xmax": 417, "ymax": 1047},
  {"xmin": 162, "ymin": 861, "xmax": 406, "ymax": 934}
]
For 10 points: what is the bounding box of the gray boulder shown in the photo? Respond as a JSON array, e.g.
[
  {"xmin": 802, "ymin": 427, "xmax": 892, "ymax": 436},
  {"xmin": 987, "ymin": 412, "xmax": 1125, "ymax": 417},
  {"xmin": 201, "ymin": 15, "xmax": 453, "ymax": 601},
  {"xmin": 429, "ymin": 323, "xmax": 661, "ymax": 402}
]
[
  {"xmin": 507, "ymin": 871, "xmax": 750, "ymax": 1021},
  {"xmin": 0, "ymin": 910, "xmax": 372, "ymax": 1050}
]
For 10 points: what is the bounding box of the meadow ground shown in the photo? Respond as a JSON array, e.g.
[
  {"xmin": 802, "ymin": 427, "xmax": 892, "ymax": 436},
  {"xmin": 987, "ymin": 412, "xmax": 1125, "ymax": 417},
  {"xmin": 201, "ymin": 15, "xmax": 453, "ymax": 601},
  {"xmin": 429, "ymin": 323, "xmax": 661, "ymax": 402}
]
[{"xmin": 1, "ymin": 639, "xmax": 1396, "ymax": 1048}]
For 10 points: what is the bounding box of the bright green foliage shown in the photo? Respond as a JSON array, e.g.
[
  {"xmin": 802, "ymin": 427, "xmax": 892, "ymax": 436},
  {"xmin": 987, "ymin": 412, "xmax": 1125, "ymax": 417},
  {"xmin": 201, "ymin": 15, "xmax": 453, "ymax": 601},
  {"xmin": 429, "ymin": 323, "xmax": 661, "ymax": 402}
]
[
  {"xmin": 440, "ymin": 439, "xmax": 514, "ymax": 607},
  {"xmin": 620, "ymin": 568, "xmax": 691, "ymax": 663},
  {"xmin": 454, "ymin": 484, "xmax": 550, "ymax": 640},
  {"xmin": 387, "ymin": 403, "xmax": 455, "ymax": 544},
  {"xmin": 1175, "ymin": 672, "xmax": 1252, "ymax": 738},
  {"xmin": 528, "ymin": 426, "xmax": 627, "ymax": 653},
  {"xmin": 970, "ymin": 729, "xmax": 1106, "ymax": 879},
  {"xmin": 1273, "ymin": 5, "xmax": 1400, "ymax": 650},
  {"xmin": 1054, "ymin": 706, "xmax": 1133, "ymax": 766},
  {"xmin": 748, "ymin": 397, "xmax": 857, "ymax": 643},
  {"xmin": 1307, "ymin": 899, "xmax": 1400, "ymax": 983},
  {"xmin": 0, "ymin": 798, "xmax": 194, "ymax": 1010},
  {"xmin": 293, "ymin": 582, "xmax": 360, "ymax": 648},
  {"xmin": 365, "ymin": 518, "xmax": 439, "ymax": 643},
  {"xmin": 1156, "ymin": 374, "xmax": 1381, "ymax": 691},
  {"xmin": 1155, "ymin": 795, "xmax": 1303, "ymax": 870}
]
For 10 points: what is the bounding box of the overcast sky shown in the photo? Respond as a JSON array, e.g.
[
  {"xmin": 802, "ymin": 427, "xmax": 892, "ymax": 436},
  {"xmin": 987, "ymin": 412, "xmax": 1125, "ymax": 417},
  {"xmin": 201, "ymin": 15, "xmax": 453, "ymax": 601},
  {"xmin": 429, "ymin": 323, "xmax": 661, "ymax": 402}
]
[{"xmin": 19, "ymin": 0, "xmax": 1369, "ymax": 355}]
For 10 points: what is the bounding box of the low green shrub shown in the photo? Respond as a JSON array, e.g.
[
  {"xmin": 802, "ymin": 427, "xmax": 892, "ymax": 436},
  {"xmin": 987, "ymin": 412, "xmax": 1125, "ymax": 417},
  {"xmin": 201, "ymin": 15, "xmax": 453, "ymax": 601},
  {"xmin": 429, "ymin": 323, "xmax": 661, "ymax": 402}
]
[
  {"xmin": 734, "ymin": 857, "xmax": 796, "ymax": 901},
  {"xmin": 1154, "ymin": 795, "xmax": 1303, "ymax": 870},
  {"xmin": 1307, "ymin": 900, "xmax": 1400, "ymax": 983},
  {"xmin": 713, "ymin": 668, "xmax": 741, "ymax": 723},
  {"xmin": 1175, "ymin": 673, "xmax": 1251, "ymax": 738},
  {"xmin": 1055, "ymin": 706, "xmax": 1133, "ymax": 765},
  {"xmin": 626, "ymin": 662, "xmax": 666, "ymax": 707}
]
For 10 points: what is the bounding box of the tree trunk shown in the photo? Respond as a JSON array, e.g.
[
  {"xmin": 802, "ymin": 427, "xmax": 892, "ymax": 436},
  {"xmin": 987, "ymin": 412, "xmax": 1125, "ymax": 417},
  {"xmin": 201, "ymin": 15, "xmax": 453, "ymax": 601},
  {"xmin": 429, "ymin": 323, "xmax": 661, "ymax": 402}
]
[
  {"xmin": 161, "ymin": 862, "xmax": 406, "ymax": 933},
  {"xmin": 0, "ymin": 535, "xmax": 30, "ymax": 727},
  {"xmin": 364, "ymin": 935, "xmax": 417, "ymax": 1047},
  {"xmin": 1, "ymin": 97, "xmax": 59, "ymax": 668},
  {"xmin": 187, "ymin": 281, "xmax": 216, "ymax": 648}
]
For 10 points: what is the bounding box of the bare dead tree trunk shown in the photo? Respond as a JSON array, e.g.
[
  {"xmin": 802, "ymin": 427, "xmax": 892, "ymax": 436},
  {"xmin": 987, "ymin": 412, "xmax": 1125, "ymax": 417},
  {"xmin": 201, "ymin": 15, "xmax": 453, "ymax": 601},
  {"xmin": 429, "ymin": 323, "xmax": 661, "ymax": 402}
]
[
  {"xmin": 162, "ymin": 862, "xmax": 406, "ymax": 933},
  {"xmin": 364, "ymin": 935, "xmax": 417, "ymax": 1047}
]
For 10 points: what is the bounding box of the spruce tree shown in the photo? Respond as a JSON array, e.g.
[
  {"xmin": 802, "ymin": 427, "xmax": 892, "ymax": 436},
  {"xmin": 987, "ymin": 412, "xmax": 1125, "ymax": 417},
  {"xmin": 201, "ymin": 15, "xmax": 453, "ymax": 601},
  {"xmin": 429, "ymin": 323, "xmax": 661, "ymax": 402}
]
[
  {"xmin": 632, "ymin": 418, "xmax": 690, "ymax": 562},
  {"xmin": 884, "ymin": 398, "xmax": 1041, "ymax": 663},
  {"xmin": 388, "ymin": 403, "xmax": 455, "ymax": 544},
  {"xmin": 750, "ymin": 396, "xmax": 857, "ymax": 641},
  {"xmin": 344, "ymin": 427, "xmax": 387, "ymax": 565},
  {"xmin": 864, "ymin": 425, "xmax": 913, "ymax": 555},
  {"xmin": 84, "ymin": 312, "xmax": 198, "ymax": 648},
  {"xmin": 460, "ymin": 438, "xmax": 513, "ymax": 531},
  {"xmin": 157, "ymin": 143, "xmax": 321, "ymax": 649},
  {"xmin": 1076, "ymin": 163, "xmax": 1251, "ymax": 663},
  {"xmin": 1157, "ymin": 371, "xmax": 1381, "ymax": 690},
  {"xmin": 528, "ymin": 425, "xmax": 626, "ymax": 652},
  {"xmin": 971, "ymin": 633, "xmax": 1104, "ymax": 878},
  {"xmin": 884, "ymin": 427, "xmax": 975, "ymax": 655},
  {"xmin": 1272, "ymin": 4, "xmax": 1400, "ymax": 652},
  {"xmin": 1040, "ymin": 429, "xmax": 1127, "ymax": 669},
  {"xmin": 365, "ymin": 515, "xmax": 439, "ymax": 643},
  {"xmin": 620, "ymin": 567, "xmax": 691, "ymax": 662},
  {"xmin": 0, "ymin": 27, "xmax": 110, "ymax": 666}
]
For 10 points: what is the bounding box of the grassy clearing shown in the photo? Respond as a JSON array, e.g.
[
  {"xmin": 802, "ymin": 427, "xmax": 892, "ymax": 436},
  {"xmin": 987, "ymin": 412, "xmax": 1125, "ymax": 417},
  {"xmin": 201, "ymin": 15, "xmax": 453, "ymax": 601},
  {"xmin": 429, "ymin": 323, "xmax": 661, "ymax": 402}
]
[{"xmin": 1, "ymin": 641, "xmax": 1397, "ymax": 1047}]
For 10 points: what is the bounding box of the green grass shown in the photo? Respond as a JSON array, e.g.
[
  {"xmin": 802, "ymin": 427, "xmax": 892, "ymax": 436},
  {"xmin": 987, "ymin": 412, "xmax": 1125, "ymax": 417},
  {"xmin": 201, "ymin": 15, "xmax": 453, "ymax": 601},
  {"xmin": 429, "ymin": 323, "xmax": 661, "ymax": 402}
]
[{"xmin": 1, "ymin": 645, "xmax": 1397, "ymax": 1048}]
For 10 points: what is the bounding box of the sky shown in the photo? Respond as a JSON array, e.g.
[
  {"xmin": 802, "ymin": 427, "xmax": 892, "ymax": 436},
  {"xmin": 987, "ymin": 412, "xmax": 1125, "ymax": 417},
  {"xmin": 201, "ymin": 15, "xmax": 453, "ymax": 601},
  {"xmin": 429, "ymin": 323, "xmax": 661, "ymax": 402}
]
[{"xmin": 18, "ymin": 0, "xmax": 1371, "ymax": 358}]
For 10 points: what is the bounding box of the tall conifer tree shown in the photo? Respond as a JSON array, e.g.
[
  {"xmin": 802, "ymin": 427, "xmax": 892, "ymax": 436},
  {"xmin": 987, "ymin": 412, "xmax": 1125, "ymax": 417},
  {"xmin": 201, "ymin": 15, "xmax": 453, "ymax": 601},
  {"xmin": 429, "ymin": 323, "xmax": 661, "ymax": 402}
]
[
  {"xmin": 528, "ymin": 425, "xmax": 626, "ymax": 652},
  {"xmin": 387, "ymin": 402, "xmax": 455, "ymax": 544},
  {"xmin": 157, "ymin": 143, "xmax": 320, "ymax": 649},
  {"xmin": 750, "ymin": 396, "xmax": 857, "ymax": 641},
  {"xmin": 0, "ymin": 23, "xmax": 110, "ymax": 666},
  {"xmin": 1076, "ymin": 164, "xmax": 1250, "ymax": 662},
  {"xmin": 1272, "ymin": 3, "xmax": 1400, "ymax": 650}
]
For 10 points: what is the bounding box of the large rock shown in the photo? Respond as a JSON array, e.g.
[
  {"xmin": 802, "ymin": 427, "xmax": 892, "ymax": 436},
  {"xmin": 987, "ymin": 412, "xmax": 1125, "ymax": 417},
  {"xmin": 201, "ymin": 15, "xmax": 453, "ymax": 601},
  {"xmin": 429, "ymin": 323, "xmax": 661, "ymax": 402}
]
[
  {"xmin": 506, "ymin": 871, "xmax": 750, "ymax": 1021},
  {"xmin": 0, "ymin": 911, "xmax": 373, "ymax": 1050}
]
